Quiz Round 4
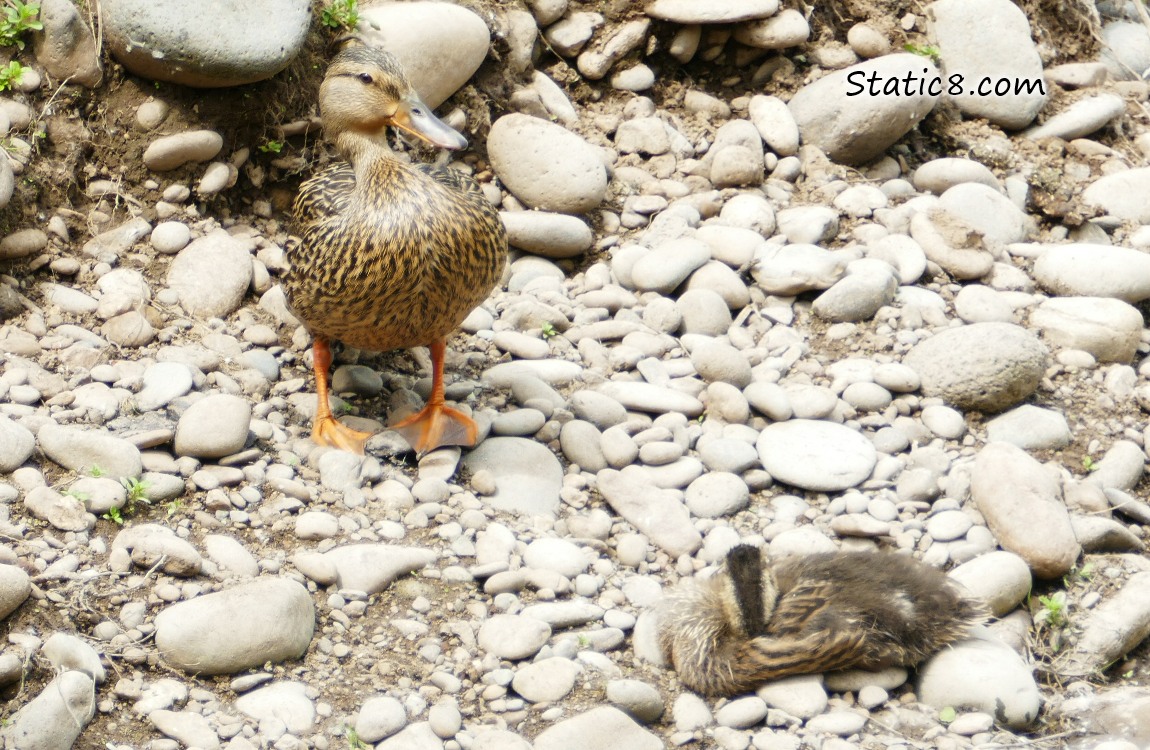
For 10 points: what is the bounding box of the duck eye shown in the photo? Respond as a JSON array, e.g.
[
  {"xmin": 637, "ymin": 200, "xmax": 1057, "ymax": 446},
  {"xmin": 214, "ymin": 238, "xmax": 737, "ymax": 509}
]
[{"xmin": 357, "ymin": 73, "xmax": 373, "ymax": 84}]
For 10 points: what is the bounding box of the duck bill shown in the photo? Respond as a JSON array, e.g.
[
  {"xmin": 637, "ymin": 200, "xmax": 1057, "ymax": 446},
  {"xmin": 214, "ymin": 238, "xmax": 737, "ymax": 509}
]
[{"xmin": 391, "ymin": 94, "xmax": 467, "ymax": 150}]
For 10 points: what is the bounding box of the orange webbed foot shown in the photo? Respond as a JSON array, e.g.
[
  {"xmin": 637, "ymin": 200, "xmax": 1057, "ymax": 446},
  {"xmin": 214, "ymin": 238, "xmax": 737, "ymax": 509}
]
[
  {"xmin": 391, "ymin": 402, "xmax": 478, "ymax": 455},
  {"xmin": 312, "ymin": 414, "xmax": 374, "ymax": 455}
]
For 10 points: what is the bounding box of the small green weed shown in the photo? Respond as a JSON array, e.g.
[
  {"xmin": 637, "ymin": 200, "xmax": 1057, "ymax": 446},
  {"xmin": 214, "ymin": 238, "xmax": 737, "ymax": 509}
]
[
  {"xmin": 64, "ymin": 489, "xmax": 89, "ymax": 502},
  {"xmin": 938, "ymin": 706, "xmax": 957, "ymax": 724},
  {"xmin": 259, "ymin": 139, "xmax": 284, "ymax": 154},
  {"xmin": 903, "ymin": 42, "xmax": 941, "ymax": 65},
  {"xmin": 540, "ymin": 322, "xmax": 557, "ymax": 339},
  {"xmin": 165, "ymin": 499, "xmax": 184, "ymax": 518},
  {"xmin": 343, "ymin": 726, "xmax": 368, "ymax": 750},
  {"xmin": 122, "ymin": 476, "xmax": 150, "ymax": 505},
  {"xmin": 321, "ymin": 0, "xmax": 358, "ymax": 30},
  {"xmin": 1036, "ymin": 592, "xmax": 1067, "ymax": 629},
  {"xmin": 1082, "ymin": 455, "xmax": 1098, "ymax": 472},
  {"xmin": 102, "ymin": 506, "xmax": 123, "ymax": 525},
  {"xmin": 88, "ymin": 464, "xmax": 106, "ymax": 478},
  {"xmin": 0, "ymin": 1, "xmax": 41, "ymax": 50},
  {"xmin": 0, "ymin": 60, "xmax": 23, "ymax": 91}
]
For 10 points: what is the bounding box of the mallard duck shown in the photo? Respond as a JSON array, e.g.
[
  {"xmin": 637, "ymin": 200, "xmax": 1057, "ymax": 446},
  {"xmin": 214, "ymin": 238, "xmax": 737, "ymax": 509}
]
[
  {"xmin": 286, "ymin": 45, "xmax": 506, "ymax": 455},
  {"xmin": 657, "ymin": 544, "xmax": 987, "ymax": 696}
]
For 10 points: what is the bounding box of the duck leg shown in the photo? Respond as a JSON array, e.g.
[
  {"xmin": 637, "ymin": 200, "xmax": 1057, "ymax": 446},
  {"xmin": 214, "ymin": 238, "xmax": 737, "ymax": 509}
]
[
  {"xmin": 391, "ymin": 338, "xmax": 478, "ymax": 454},
  {"xmin": 311, "ymin": 337, "xmax": 374, "ymax": 454}
]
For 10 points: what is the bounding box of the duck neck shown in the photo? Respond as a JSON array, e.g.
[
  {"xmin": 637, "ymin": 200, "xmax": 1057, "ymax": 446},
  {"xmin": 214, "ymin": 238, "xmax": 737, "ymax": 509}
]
[{"xmin": 332, "ymin": 130, "xmax": 404, "ymax": 178}]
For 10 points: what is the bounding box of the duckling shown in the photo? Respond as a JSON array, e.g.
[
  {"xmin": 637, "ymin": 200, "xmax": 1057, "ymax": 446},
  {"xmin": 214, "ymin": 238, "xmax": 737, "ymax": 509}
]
[
  {"xmin": 286, "ymin": 45, "xmax": 506, "ymax": 455},
  {"xmin": 657, "ymin": 545, "xmax": 987, "ymax": 696}
]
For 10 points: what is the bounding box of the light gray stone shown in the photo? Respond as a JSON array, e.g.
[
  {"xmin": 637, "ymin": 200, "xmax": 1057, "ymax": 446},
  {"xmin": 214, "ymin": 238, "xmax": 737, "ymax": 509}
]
[
  {"xmin": 1031, "ymin": 296, "xmax": 1142, "ymax": 363},
  {"xmin": 757, "ymin": 420, "xmax": 876, "ymax": 492},
  {"xmin": 1033, "ymin": 244, "xmax": 1150, "ymax": 303},
  {"xmin": 155, "ymin": 578, "xmax": 315, "ymax": 674},
  {"xmin": 461, "ymin": 437, "xmax": 563, "ymax": 516},
  {"xmin": 37, "ymin": 423, "xmax": 143, "ymax": 479},
  {"xmin": 949, "ymin": 550, "xmax": 1031, "ymax": 617},
  {"xmin": 533, "ymin": 706, "xmax": 662, "ymax": 750},
  {"xmin": 103, "ymin": 0, "xmax": 309, "ymax": 87},
  {"xmin": 1024, "ymin": 94, "xmax": 1126, "ymax": 141},
  {"xmin": 167, "ymin": 230, "xmax": 253, "ymax": 318},
  {"xmin": 489, "ymin": 113, "xmax": 608, "ymax": 214},
  {"xmin": 597, "ymin": 466, "xmax": 702, "ymax": 557},
  {"xmin": 985, "ymin": 405, "xmax": 1070, "ymax": 450},
  {"xmin": 930, "ymin": 0, "xmax": 1047, "ymax": 128},
  {"xmin": 1081, "ymin": 167, "xmax": 1150, "ymax": 224},
  {"xmin": 788, "ymin": 54, "xmax": 939, "ymax": 165},
  {"xmin": 904, "ymin": 322, "xmax": 1047, "ymax": 412},
  {"xmin": 971, "ymin": 442, "xmax": 1080, "ymax": 579},
  {"xmin": 1, "ymin": 671, "xmax": 95, "ymax": 749},
  {"xmin": 174, "ymin": 393, "xmax": 251, "ymax": 458}
]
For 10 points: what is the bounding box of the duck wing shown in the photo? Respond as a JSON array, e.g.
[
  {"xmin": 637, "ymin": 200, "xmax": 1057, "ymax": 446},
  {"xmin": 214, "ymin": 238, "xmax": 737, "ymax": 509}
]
[{"xmin": 294, "ymin": 163, "xmax": 356, "ymax": 225}]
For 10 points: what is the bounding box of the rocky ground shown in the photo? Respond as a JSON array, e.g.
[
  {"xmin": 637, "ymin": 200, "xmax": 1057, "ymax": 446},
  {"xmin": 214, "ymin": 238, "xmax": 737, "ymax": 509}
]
[{"xmin": 0, "ymin": 0, "xmax": 1149, "ymax": 748}]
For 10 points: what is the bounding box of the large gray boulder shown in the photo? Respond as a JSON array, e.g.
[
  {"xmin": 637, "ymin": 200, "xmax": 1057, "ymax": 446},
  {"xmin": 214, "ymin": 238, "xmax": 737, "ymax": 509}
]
[{"xmin": 102, "ymin": 0, "xmax": 311, "ymax": 87}]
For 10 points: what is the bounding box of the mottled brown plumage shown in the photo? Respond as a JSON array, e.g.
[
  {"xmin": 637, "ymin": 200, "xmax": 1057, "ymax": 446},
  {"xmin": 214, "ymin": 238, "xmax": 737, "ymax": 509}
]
[
  {"xmin": 657, "ymin": 545, "xmax": 987, "ymax": 696},
  {"xmin": 286, "ymin": 45, "xmax": 506, "ymax": 454}
]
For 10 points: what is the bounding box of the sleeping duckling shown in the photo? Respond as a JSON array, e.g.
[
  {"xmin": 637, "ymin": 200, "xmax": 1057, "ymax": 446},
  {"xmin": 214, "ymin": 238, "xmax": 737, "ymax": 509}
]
[
  {"xmin": 657, "ymin": 545, "xmax": 987, "ymax": 696},
  {"xmin": 286, "ymin": 45, "xmax": 506, "ymax": 455}
]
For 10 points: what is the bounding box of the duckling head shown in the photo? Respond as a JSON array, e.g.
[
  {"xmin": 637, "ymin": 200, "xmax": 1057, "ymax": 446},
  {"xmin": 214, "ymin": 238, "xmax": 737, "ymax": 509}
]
[{"xmin": 319, "ymin": 45, "xmax": 467, "ymax": 153}]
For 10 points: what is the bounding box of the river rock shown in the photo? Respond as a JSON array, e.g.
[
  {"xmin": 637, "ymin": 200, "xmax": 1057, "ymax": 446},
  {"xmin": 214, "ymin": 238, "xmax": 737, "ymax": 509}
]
[
  {"xmin": 1081, "ymin": 167, "xmax": 1150, "ymax": 224},
  {"xmin": 757, "ymin": 420, "xmax": 876, "ymax": 492},
  {"xmin": 1030, "ymin": 296, "xmax": 1142, "ymax": 363},
  {"xmin": 489, "ymin": 113, "xmax": 608, "ymax": 214},
  {"xmin": 971, "ymin": 442, "xmax": 1080, "ymax": 578},
  {"xmin": 154, "ymin": 578, "xmax": 315, "ymax": 674},
  {"xmin": 918, "ymin": 629, "xmax": 1041, "ymax": 728},
  {"xmin": 929, "ymin": 0, "xmax": 1047, "ymax": 129},
  {"xmin": 167, "ymin": 230, "xmax": 253, "ymax": 318},
  {"xmin": 903, "ymin": 322, "xmax": 1047, "ymax": 412},
  {"xmin": 102, "ymin": 0, "xmax": 311, "ymax": 87},
  {"xmin": 1033, "ymin": 244, "xmax": 1150, "ymax": 303},
  {"xmin": 788, "ymin": 54, "xmax": 939, "ymax": 165}
]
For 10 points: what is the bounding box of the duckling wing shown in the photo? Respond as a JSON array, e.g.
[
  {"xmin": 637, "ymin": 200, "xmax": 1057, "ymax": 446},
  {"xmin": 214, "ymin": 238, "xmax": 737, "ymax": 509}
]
[{"xmin": 417, "ymin": 163, "xmax": 489, "ymax": 201}]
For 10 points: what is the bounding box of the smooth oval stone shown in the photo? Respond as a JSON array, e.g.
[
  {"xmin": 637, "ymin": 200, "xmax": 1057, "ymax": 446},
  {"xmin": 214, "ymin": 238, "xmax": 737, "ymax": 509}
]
[
  {"xmin": 757, "ymin": 420, "xmax": 877, "ymax": 492},
  {"xmin": 931, "ymin": 0, "xmax": 1047, "ymax": 128},
  {"xmin": 788, "ymin": 54, "xmax": 939, "ymax": 165},
  {"xmin": 489, "ymin": 113, "xmax": 608, "ymax": 215},
  {"xmin": 917, "ymin": 629, "xmax": 1041, "ymax": 729},
  {"xmin": 645, "ymin": 0, "xmax": 779, "ymax": 23},
  {"xmin": 478, "ymin": 614, "xmax": 551, "ymax": 660},
  {"xmin": 904, "ymin": 322, "xmax": 1047, "ymax": 412},
  {"xmin": 462, "ymin": 437, "xmax": 563, "ymax": 516},
  {"xmin": 154, "ymin": 578, "xmax": 315, "ymax": 675},
  {"xmin": 1081, "ymin": 167, "xmax": 1150, "ymax": 225},
  {"xmin": 102, "ymin": 0, "xmax": 310, "ymax": 87},
  {"xmin": 1033, "ymin": 244, "xmax": 1150, "ymax": 304},
  {"xmin": 533, "ymin": 706, "xmax": 662, "ymax": 750},
  {"xmin": 356, "ymin": 1, "xmax": 490, "ymax": 108},
  {"xmin": 913, "ymin": 158, "xmax": 1000, "ymax": 193},
  {"xmin": 1030, "ymin": 296, "xmax": 1142, "ymax": 363},
  {"xmin": 949, "ymin": 550, "xmax": 1032, "ymax": 617},
  {"xmin": 1024, "ymin": 93, "xmax": 1126, "ymax": 141},
  {"xmin": 501, "ymin": 211, "xmax": 593, "ymax": 258},
  {"xmin": 38, "ymin": 423, "xmax": 143, "ymax": 479},
  {"xmin": 143, "ymin": 130, "xmax": 224, "ymax": 171}
]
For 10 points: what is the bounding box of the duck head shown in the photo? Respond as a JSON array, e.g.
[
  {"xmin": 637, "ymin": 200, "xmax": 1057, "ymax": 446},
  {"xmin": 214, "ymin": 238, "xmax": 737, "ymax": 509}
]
[{"xmin": 319, "ymin": 45, "xmax": 467, "ymax": 151}]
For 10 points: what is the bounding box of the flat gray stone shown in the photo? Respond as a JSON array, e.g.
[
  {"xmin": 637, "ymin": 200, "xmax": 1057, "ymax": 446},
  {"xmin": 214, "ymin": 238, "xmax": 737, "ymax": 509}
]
[
  {"xmin": 533, "ymin": 706, "xmax": 662, "ymax": 750},
  {"xmin": 1062, "ymin": 572, "xmax": 1150, "ymax": 676},
  {"xmin": 1033, "ymin": 244, "xmax": 1150, "ymax": 303},
  {"xmin": 38, "ymin": 423, "xmax": 143, "ymax": 479},
  {"xmin": 597, "ymin": 466, "xmax": 702, "ymax": 558},
  {"xmin": 234, "ymin": 681, "xmax": 315, "ymax": 734},
  {"xmin": 985, "ymin": 405, "xmax": 1070, "ymax": 450},
  {"xmin": 323, "ymin": 544, "xmax": 437, "ymax": 594},
  {"xmin": 155, "ymin": 578, "xmax": 315, "ymax": 675},
  {"xmin": 644, "ymin": 0, "xmax": 779, "ymax": 23},
  {"xmin": 0, "ymin": 671, "xmax": 95, "ymax": 749},
  {"xmin": 102, "ymin": 0, "xmax": 310, "ymax": 87},
  {"xmin": 949, "ymin": 550, "xmax": 1031, "ymax": 617},
  {"xmin": 0, "ymin": 564, "xmax": 30, "ymax": 620},
  {"xmin": 788, "ymin": 54, "xmax": 939, "ymax": 165},
  {"xmin": 167, "ymin": 230, "xmax": 253, "ymax": 319},
  {"xmin": 0, "ymin": 415, "xmax": 34, "ymax": 472},
  {"xmin": 1024, "ymin": 94, "xmax": 1126, "ymax": 141},
  {"xmin": 757, "ymin": 420, "xmax": 876, "ymax": 492},
  {"xmin": 918, "ymin": 629, "xmax": 1041, "ymax": 729},
  {"xmin": 1081, "ymin": 167, "xmax": 1150, "ymax": 224},
  {"xmin": 174, "ymin": 393, "xmax": 251, "ymax": 458},
  {"xmin": 596, "ymin": 381, "xmax": 704, "ymax": 418},
  {"xmin": 513, "ymin": 657, "xmax": 581, "ymax": 702},
  {"xmin": 1031, "ymin": 296, "xmax": 1143, "ymax": 363},
  {"xmin": 462, "ymin": 437, "xmax": 563, "ymax": 516},
  {"xmin": 971, "ymin": 442, "xmax": 1080, "ymax": 579},
  {"xmin": 478, "ymin": 614, "xmax": 551, "ymax": 660}
]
